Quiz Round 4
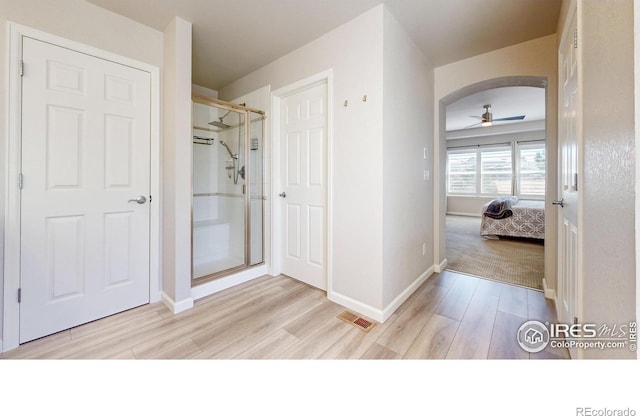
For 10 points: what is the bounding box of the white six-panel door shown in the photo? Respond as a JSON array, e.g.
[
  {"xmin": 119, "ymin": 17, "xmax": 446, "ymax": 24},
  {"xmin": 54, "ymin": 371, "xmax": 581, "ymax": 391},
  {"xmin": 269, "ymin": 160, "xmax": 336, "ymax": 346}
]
[
  {"xmin": 20, "ymin": 37, "xmax": 151, "ymax": 342},
  {"xmin": 558, "ymin": 8, "xmax": 580, "ymax": 358},
  {"xmin": 280, "ymin": 83, "xmax": 327, "ymax": 290}
]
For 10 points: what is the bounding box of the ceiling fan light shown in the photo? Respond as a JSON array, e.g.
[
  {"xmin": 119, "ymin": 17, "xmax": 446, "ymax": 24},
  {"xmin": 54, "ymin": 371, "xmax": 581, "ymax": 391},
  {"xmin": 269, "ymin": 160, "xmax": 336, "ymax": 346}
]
[{"xmin": 481, "ymin": 109, "xmax": 493, "ymax": 127}]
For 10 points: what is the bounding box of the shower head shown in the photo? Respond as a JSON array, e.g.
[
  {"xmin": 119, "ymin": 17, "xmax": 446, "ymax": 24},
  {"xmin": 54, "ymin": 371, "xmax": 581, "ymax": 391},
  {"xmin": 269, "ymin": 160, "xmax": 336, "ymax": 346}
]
[
  {"xmin": 219, "ymin": 140, "xmax": 237, "ymax": 159},
  {"xmin": 209, "ymin": 110, "xmax": 232, "ymax": 129},
  {"xmin": 209, "ymin": 119, "xmax": 230, "ymax": 129}
]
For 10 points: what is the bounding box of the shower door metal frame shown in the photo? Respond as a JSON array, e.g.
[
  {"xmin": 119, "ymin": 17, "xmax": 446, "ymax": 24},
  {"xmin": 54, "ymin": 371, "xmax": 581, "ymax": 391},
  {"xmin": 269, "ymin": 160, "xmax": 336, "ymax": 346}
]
[{"xmin": 191, "ymin": 94, "xmax": 266, "ymax": 285}]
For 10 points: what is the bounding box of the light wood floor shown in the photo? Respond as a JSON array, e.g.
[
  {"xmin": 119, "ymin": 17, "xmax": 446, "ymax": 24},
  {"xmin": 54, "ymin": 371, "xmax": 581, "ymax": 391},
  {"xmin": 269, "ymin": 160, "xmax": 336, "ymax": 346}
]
[{"xmin": 0, "ymin": 270, "xmax": 569, "ymax": 359}]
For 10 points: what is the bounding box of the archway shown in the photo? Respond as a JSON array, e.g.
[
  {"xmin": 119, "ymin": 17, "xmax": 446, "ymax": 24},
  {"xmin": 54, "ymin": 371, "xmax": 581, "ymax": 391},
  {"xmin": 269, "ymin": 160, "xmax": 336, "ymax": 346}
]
[{"xmin": 434, "ymin": 75, "xmax": 556, "ymax": 296}]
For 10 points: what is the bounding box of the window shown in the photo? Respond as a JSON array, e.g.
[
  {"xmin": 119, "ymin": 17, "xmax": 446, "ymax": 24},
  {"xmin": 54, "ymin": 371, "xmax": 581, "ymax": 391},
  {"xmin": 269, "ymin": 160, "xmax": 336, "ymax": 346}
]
[
  {"xmin": 446, "ymin": 141, "xmax": 546, "ymax": 199},
  {"xmin": 517, "ymin": 141, "xmax": 546, "ymax": 199},
  {"xmin": 480, "ymin": 146, "xmax": 512, "ymax": 195},
  {"xmin": 447, "ymin": 149, "xmax": 477, "ymax": 194}
]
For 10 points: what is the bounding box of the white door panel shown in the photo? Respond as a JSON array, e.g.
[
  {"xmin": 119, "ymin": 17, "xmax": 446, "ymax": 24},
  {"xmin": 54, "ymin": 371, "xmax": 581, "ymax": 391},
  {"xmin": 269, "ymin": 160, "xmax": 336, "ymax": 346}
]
[
  {"xmin": 558, "ymin": 10, "xmax": 580, "ymax": 358},
  {"xmin": 20, "ymin": 37, "xmax": 151, "ymax": 342},
  {"xmin": 281, "ymin": 83, "xmax": 327, "ymax": 289}
]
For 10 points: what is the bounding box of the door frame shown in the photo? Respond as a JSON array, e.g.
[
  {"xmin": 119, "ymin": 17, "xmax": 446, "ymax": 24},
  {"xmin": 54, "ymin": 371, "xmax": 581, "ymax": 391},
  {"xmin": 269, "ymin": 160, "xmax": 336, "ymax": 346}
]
[
  {"xmin": 270, "ymin": 70, "xmax": 333, "ymax": 293},
  {"xmin": 2, "ymin": 23, "xmax": 161, "ymax": 352}
]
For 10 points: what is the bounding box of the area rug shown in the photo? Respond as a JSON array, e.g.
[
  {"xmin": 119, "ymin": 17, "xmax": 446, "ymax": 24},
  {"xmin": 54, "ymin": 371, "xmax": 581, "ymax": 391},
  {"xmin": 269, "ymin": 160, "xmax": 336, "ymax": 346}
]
[{"xmin": 446, "ymin": 215, "xmax": 545, "ymax": 290}]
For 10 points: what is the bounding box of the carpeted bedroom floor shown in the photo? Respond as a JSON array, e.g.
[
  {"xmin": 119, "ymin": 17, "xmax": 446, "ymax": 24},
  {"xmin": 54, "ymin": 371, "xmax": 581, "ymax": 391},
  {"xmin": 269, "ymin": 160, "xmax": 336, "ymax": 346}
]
[{"xmin": 446, "ymin": 215, "xmax": 545, "ymax": 290}]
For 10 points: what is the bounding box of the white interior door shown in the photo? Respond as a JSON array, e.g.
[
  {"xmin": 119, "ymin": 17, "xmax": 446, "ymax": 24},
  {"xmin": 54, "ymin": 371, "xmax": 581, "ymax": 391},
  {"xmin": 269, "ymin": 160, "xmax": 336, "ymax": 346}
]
[
  {"xmin": 558, "ymin": 9, "xmax": 580, "ymax": 352},
  {"xmin": 20, "ymin": 37, "xmax": 151, "ymax": 342},
  {"xmin": 280, "ymin": 82, "xmax": 327, "ymax": 290}
]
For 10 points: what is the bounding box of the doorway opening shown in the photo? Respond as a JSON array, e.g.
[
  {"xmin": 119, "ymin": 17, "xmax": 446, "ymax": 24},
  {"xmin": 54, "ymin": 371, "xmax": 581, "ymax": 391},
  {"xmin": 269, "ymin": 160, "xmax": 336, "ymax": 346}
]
[{"xmin": 439, "ymin": 77, "xmax": 551, "ymax": 291}]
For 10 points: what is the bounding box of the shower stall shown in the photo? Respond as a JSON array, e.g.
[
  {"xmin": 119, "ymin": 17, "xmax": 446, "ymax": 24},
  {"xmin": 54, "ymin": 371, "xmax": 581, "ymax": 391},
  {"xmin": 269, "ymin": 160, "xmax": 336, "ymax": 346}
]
[{"xmin": 191, "ymin": 95, "xmax": 265, "ymax": 282}]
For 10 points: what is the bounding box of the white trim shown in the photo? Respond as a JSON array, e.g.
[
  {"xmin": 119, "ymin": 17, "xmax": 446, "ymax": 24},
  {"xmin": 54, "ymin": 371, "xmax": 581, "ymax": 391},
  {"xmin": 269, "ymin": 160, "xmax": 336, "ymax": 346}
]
[
  {"xmin": 148, "ymin": 43, "xmax": 161, "ymax": 304},
  {"xmin": 433, "ymin": 101, "xmax": 446, "ymax": 279},
  {"xmin": 328, "ymin": 266, "xmax": 435, "ymax": 324},
  {"xmin": 270, "ymin": 69, "xmax": 334, "ymax": 292},
  {"xmin": 3, "ymin": 21, "xmax": 23, "ymax": 353},
  {"xmin": 269, "ymin": 94, "xmax": 282, "ymax": 276},
  {"xmin": 161, "ymin": 292, "xmax": 194, "ymax": 315},
  {"xmin": 327, "ymin": 291, "xmax": 384, "ymax": 323},
  {"xmin": 434, "ymin": 258, "xmax": 448, "ymax": 273},
  {"xmin": 446, "ymin": 212, "xmax": 482, "ymax": 218},
  {"xmin": 542, "ymin": 277, "xmax": 556, "ymax": 301},
  {"xmin": 191, "ymin": 265, "xmax": 269, "ymax": 300},
  {"xmin": 2, "ymin": 23, "xmax": 161, "ymax": 352},
  {"xmin": 381, "ymin": 266, "xmax": 435, "ymax": 322}
]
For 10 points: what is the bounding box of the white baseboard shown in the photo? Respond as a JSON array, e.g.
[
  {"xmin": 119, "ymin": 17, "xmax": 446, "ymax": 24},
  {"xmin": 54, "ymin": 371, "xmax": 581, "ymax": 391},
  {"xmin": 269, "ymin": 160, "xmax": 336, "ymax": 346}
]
[
  {"xmin": 381, "ymin": 266, "xmax": 435, "ymax": 322},
  {"xmin": 327, "ymin": 266, "xmax": 435, "ymax": 324},
  {"xmin": 191, "ymin": 265, "xmax": 269, "ymax": 301},
  {"xmin": 327, "ymin": 291, "xmax": 384, "ymax": 323},
  {"xmin": 446, "ymin": 211, "xmax": 482, "ymax": 217},
  {"xmin": 434, "ymin": 258, "xmax": 448, "ymax": 273},
  {"xmin": 161, "ymin": 292, "xmax": 194, "ymax": 314}
]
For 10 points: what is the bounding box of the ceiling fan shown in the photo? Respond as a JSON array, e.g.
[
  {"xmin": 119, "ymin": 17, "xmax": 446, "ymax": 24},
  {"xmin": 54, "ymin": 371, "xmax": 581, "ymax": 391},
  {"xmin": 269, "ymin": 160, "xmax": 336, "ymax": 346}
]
[{"xmin": 465, "ymin": 104, "xmax": 525, "ymax": 128}]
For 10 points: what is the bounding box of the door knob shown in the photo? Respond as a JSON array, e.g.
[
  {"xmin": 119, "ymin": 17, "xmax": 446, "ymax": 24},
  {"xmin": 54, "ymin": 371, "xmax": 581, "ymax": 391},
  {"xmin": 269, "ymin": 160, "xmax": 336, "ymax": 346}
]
[
  {"xmin": 552, "ymin": 198, "xmax": 564, "ymax": 208},
  {"xmin": 128, "ymin": 196, "xmax": 147, "ymax": 204},
  {"xmin": 279, "ymin": 192, "xmax": 286, "ymax": 198}
]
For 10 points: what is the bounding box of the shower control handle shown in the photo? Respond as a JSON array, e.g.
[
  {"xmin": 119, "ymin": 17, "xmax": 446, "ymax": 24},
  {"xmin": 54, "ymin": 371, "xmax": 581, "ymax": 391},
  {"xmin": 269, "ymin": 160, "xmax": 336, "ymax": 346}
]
[
  {"xmin": 279, "ymin": 192, "xmax": 287, "ymax": 198},
  {"xmin": 128, "ymin": 196, "xmax": 147, "ymax": 204}
]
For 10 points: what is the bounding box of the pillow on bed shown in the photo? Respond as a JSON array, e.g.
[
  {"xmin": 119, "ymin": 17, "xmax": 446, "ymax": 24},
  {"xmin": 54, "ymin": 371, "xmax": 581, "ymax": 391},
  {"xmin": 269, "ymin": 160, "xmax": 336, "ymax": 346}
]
[{"xmin": 485, "ymin": 198, "xmax": 514, "ymax": 219}]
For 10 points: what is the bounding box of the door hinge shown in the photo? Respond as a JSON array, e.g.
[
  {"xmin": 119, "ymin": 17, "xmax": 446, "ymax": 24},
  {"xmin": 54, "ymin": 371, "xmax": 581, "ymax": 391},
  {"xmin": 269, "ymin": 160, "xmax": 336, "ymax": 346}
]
[
  {"xmin": 18, "ymin": 173, "xmax": 23, "ymax": 190},
  {"xmin": 19, "ymin": 60, "xmax": 24, "ymax": 77},
  {"xmin": 573, "ymin": 173, "xmax": 578, "ymax": 191},
  {"xmin": 18, "ymin": 288, "xmax": 21, "ymax": 303},
  {"xmin": 573, "ymin": 28, "xmax": 578, "ymax": 49},
  {"xmin": 149, "ymin": 195, "xmax": 152, "ymax": 202}
]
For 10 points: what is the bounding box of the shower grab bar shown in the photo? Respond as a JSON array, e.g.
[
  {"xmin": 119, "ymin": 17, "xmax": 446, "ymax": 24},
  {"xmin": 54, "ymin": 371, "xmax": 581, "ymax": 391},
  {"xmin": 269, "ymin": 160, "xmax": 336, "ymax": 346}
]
[
  {"xmin": 193, "ymin": 192, "xmax": 266, "ymax": 200},
  {"xmin": 193, "ymin": 136, "xmax": 214, "ymax": 145},
  {"xmin": 194, "ymin": 192, "xmax": 244, "ymax": 198}
]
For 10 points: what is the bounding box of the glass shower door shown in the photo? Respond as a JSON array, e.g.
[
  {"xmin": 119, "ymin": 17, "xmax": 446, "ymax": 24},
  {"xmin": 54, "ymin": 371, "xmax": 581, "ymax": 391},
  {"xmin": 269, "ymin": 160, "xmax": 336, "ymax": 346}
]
[
  {"xmin": 192, "ymin": 102, "xmax": 246, "ymax": 279},
  {"xmin": 218, "ymin": 110, "xmax": 246, "ymax": 274}
]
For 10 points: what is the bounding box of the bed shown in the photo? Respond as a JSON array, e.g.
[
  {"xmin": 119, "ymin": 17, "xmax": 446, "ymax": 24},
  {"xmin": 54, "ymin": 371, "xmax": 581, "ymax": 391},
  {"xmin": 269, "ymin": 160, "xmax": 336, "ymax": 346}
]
[{"xmin": 480, "ymin": 199, "xmax": 545, "ymax": 240}]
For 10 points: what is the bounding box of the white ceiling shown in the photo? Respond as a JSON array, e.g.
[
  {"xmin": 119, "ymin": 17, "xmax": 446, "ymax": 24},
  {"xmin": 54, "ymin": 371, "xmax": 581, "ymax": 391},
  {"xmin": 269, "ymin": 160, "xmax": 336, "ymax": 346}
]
[
  {"xmin": 87, "ymin": 0, "xmax": 562, "ymax": 90},
  {"xmin": 446, "ymin": 86, "xmax": 546, "ymax": 132}
]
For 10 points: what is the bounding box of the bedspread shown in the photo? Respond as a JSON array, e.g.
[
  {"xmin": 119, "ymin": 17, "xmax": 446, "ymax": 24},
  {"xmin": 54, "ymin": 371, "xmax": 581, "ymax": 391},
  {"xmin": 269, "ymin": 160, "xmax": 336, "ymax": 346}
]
[{"xmin": 480, "ymin": 200, "xmax": 545, "ymax": 239}]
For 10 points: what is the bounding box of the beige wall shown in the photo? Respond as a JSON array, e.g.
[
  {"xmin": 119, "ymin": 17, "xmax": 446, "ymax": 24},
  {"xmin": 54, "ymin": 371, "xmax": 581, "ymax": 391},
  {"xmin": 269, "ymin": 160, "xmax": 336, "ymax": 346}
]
[
  {"xmin": 192, "ymin": 84, "xmax": 219, "ymax": 98},
  {"xmin": 447, "ymin": 197, "xmax": 493, "ymax": 217},
  {"xmin": 381, "ymin": 8, "xmax": 434, "ymax": 309},
  {"xmin": 220, "ymin": 6, "xmax": 386, "ymax": 313},
  {"xmin": 162, "ymin": 17, "xmax": 193, "ymax": 310},
  {"xmin": 221, "ymin": 5, "xmax": 435, "ymax": 319},
  {"xmin": 578, "ymin": 0, "xmax": 635, "ymax": 359},
  {"xmin": 433, "ymin": 34, "xmax": 558, "ymax": 292},
  {"xmin": 0, "ymin": 0, "xmax": 162, "ymax": 349}
]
